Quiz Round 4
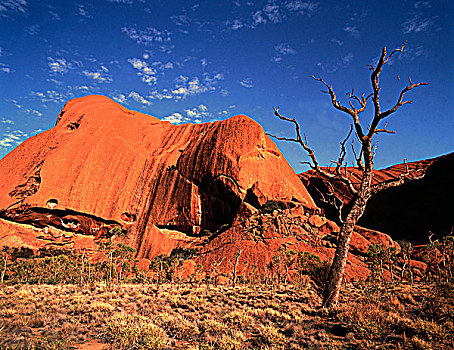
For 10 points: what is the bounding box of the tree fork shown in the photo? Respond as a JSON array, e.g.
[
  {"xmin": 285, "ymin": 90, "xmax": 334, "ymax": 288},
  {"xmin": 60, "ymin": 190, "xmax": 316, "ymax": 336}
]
[{"xmin": 270, "ymin": 43, "xmax": 428, "ymax": 309}]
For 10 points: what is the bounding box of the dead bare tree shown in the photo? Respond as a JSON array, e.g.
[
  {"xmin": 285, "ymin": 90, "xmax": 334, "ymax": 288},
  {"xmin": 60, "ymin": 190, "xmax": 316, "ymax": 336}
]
[{"xmin": 269, "ymin": 42, "xmax": 428, "ymax": 308}]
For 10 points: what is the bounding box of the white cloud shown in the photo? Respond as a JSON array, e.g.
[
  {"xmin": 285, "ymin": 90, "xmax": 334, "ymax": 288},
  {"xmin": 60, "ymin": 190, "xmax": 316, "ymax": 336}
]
[
  {"xmin": 228, "ymin": 19, "xmax": 245, "ymax": 30},
  {"xmin": 402, "ymin": 14, "xmax": 436, "ymax": 33},
  {"xmin": 48, "ymin": 10, "xmax": 61, "ymax": 21},
  {"xmin": 162, "ymin": 104, "xmax": 212, "ymax": 124},
  {"xmin": 0, "ymin": 128, "xmax": 41, "ymax": 149},
  {"xmin": 78, "ymin": 5, "xmax": 91, "ymax": 18},
  {"xmin": 162, "ymin": 113, "xmax": 189, "ymax": 124},
  {"xmin": 27, "ymin": 24, "xmax": 40, "ymax": 35},
  {"xmin": 122, "ymin": 26, "xmax": 172, "ymax": 45},
  {"xmin": 272, "ymin": 43, "xmax": 297, "ymax": 63},
  {"xmin": 128, "ymin": 58, "xmax": 157, "ymax": 85},
  {"xmin": 286, "ymin": 1, "xmax": 318, "ymax": 16},
  {"xmin": 0, "ymin": 0, "xmax": 27, "ymax": 17},
  {"xmin": 13, "ymin": 102, "xmax": 43, "ymax": 117},
  {"xmin": 170, "ymin": 73, "xmax": 224, "ymax": 99},
  {"xmin": 31, "ymin": 90, "xmax": 72, "ymax": 103},
  {"xmin": 148, "ymin": 89, "xmax": 174, "ymax": 101},
  {"xmin": 82, "ymin": 66, "xmax": 112, "ymax": 83},
  {"xmin": 128, "ymin": 91, "xmax": 152, "ymax": 105},
  {"xmin": 112, "ymin": 94, "xmax": 128, "ymax": 104},
  {"xmin": 275, "ymin": 43, "xmax": 297, "ymax": 55},
  {"xmin": 414, "ymin": 1, "xmax": 431, "ymax": 9},
  {"xmin": 1, "ymin": 119, "xmax": 14, "ymax": 125},
  {"xmin": 145, "ymin": 72, "xmax": 224, "ymax": 102},
  {"xmin": 184, "ymin": 104, "xmax": 211, "ymax": 122},
  {"xmin": 47, "ymin": 57, "xmax": 72, "ymax": 74},
  {"xmin": 151, "ymin": 61, "xmax": 174, "ymax": 70},
  {"xmin": 107, "ymin": 0, "xmax": 134, "ymax": 4},
  {"xmin": 239, "ymin": 78, "xmax": 254, "ymax": 88},
  {"xmin": 343, "ymin": 25, "xmax": 360, "ymax": 38},
  {"xmin": 231, "ymin": 0, "xmax": 318, "ymax": 30},
  {"xmin": 330, "ymin": 38, "xmax": 344, "ymax": 46},
  {"xmin": 0, "ymin": 63, "xmax": 12, "ymax": 73},
  {"xmin": 316, "ymin": 52, "xmax": 354, "ymax": 73}
]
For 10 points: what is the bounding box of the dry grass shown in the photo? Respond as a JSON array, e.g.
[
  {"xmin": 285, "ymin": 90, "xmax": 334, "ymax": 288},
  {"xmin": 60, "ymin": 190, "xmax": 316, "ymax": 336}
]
[{"xmin": 0, "ymin": 281, "xmax": 452, "ymax": 349}]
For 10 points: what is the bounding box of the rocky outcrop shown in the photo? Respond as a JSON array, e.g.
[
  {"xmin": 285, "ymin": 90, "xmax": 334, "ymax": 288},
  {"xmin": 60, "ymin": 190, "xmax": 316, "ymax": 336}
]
[
  {"xmin": 0, "ymin": 95, "xmax": 314, "ymax": 256},
  {"xmin": 299, "ymin": 153, "xmax": 454, "ymax": 243},
  {"xmin": 0, "ymin": 95, "xmax": 424, "ymax": 281}
]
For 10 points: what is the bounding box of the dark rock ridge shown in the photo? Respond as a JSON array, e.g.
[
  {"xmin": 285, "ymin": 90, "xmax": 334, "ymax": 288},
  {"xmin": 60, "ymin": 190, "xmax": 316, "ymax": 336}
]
[{"xmin": 299, "ymin": 153, "xmax": 454, "ymax": 244}]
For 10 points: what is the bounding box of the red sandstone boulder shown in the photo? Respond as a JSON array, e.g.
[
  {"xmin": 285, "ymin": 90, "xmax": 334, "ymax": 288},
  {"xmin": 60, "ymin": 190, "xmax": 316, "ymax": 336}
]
[{"xmin": 0, "ymin": 95, "xmax": 315, "ymax": 257}]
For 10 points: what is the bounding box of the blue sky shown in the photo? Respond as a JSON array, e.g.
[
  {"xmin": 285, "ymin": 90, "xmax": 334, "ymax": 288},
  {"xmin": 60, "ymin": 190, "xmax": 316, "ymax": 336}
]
[{"xmin": 0, "ymin": 0, "xmax": 452, "ymax": 171}]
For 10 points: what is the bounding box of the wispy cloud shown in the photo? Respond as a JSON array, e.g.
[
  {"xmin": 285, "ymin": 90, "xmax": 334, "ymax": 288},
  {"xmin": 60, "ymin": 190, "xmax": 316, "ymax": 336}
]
[
  {"xmin": 170, "ymin": 73, "xmax": 224, "ymax": 99},
  {"xmin": 1, "ymin": 118, "xmax": 14, "ymax": 125},
  {"xmin": 162, "ymin": 112, "xmax": 189, "ymax": 124},
  {"xmin": 413, "ymin": 1, "xmax": 431, "ymax": 9},
  {"xmin": 48, "ymin": 7, "xmax": 61, "ymax": 21},
  {"xmin": 128, "ymin": 58, "xmax": 157, "ymax": 85},
  {"xmin": 402, "ymin": 13, "xmax": 436, "ymax": 34},
  {"xmin": 0, "ymin": 130, "xmax": 27, "ymax": 148},
  {"xmin": 316, "ymin": 53, "xmax": 354, "ymax": 73},
  {"xmin": 286, "ymin": 1, "xmax": 318, "ymax": 16},
  {"xmin": 184, "ymin": 104, "xmax": 211, "ymax": 123},
  {"xmin": 148, "ymin": 89, "xmax": 174, "ymax": 101},
  {"xmin": 47, "ymin": 57, "xmax": 75, "ymax": 74},
  {"xmin": 128, "ymin": 91, "xmax": 152, "ymax": 105},
  {"xmin": 272, "ymin": 43, "xmax": 297, "ymax": 63},
  {"xmin": 239, "ymin": 78, "xmax": 253, "ymax": 88},
  {"xmin": 0, "ymin": 63, "xmax": 12, "ymax": 73},
  {"xmin": 82, "ymin": 66, "xmax": 112, "ymax": 83},
  {"xmin": 31, "ymin": 90, "xmax": 72, "ymax": 103},
  {"xmin": 11, "ymin": 101, "xmax": 43, "ymax": 117},
  {"xmin": 27, "ymin": 24, "xmax": 40, "ymax": 35},
  {"xmin": 162, "ymin": 104, "xmax": 212, "ymax": 124},
  {"xmin": 112, "ymin": 94, "xmax": 128, "ymax": 104},
  {"xmin": 0, "ymin": 128, "xmax": 42, "ymax": 150},
  {"xmin": 343, "ymin": 25, "xmax": 360, "ymax": 38},
  {"xmin": 122, "ymin": 26, "xmax": 172, "ymax": 45},
  {"xmin": 0, "ymin": 0, "xmax": 27, "ymax": 17},
  {"xmin": 252, "ymin": 3, "xmax": 285, "ymax": 26},
  {"xmin": 78, "ymin": 5, "xmax": 91, "ymax": 18},
  {"xmin": 107, "ymin": 0, "xmax": 136, "ymax": 4},
  {"xmin": 228, "ymin": 1, "xmax": 318, "ymax": 30}
]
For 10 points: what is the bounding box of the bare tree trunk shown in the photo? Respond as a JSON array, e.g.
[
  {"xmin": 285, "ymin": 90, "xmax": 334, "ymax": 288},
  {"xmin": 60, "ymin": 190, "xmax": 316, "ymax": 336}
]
[
  {"xmin": 232, "ymin": 247, "xmax": 243, "ymax": 288},
  {"xmin": 1, "ymin": 256, "xmax": 6, "ymax": 284},
  {"xmin": 207, "ymin": 256, "xmax": 225, "ymax": 293},
  {"xmin": 322, "ymin": 167, "xmax": 373, "ymax": 308}
]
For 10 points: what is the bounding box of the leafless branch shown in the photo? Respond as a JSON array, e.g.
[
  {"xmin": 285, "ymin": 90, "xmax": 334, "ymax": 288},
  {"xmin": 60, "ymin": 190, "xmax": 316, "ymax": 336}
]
[
  {"xmin": 370, "ymin": 158, "xmax": 426, "ymax": 195},
  {"xmin": 270, "ymin": 107, "xmax": 358, "ymax": 195},
  {"xmin": 368, "ymin": 42, "xmax": 428, "ymax": 138},
  {"xmin": 351, "ymin": 139, "xmax": 364, "ymax": 170},
  {"xmin": 312, "ymin": 76, "xmax": 365, "ymax": 140},
  {"xmin": 375, "ymin": 121, "xmax": 396, "ymax": 134}
]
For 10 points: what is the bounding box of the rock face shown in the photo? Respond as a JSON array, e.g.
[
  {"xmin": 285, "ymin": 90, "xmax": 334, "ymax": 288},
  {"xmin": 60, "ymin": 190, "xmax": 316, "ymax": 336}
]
[
  {"xmin": 0, "ymin": 95, "xmax": 422, "ymax": 281},
  {"xmin": 0, "ymin": 95, "xmax": 315, "ymax": 257},
  {"xmin": 299, "ymin": 153, "xmax": 454, "ymax": 243}
]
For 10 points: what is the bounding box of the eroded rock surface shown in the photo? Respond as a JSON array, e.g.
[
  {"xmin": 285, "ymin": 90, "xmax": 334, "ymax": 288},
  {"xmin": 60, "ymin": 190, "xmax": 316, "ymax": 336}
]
[
  {"xmin": 0, "ymin": 95, "xmax": 314, "ymax": 256},
  {"xmin": 299, "ymin": 153, "xmax": 454, "ymax": 243},
  {"xmin": 0, "ymin": 95, "xmax": 427, "ymax": 280}
]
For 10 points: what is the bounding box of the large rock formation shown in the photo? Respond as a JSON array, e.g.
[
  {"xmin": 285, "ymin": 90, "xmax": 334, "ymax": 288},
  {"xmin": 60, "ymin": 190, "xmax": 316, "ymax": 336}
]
[
  {"xmin": 299, "ymin": 153, "xmax": 454, "ymax": 243},
  {"xmin": 0, "ymin": 95, "xmax": 314, "ymax": 255},
  {"xmin": 0, "ymin": 95, "xmax": 411, "ymax": 280}
]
